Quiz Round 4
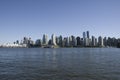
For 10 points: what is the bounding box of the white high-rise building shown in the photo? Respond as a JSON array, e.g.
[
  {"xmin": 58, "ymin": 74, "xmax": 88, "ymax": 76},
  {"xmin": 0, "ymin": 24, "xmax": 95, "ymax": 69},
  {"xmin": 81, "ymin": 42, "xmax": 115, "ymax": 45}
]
[
  {"xmin": 51, "ymin": 34, "xmax": 56, "ymax": 45},
  {"xmin": 84, "ymin": 38, "xmax": 89, "ymax": 46},
  {"xmin": 83, "ymin": 31, "xmax": 90, "ymax": 46},
  {"xmin": 69, "ymin": 36, "xmax": 72, "ymax": 46}
]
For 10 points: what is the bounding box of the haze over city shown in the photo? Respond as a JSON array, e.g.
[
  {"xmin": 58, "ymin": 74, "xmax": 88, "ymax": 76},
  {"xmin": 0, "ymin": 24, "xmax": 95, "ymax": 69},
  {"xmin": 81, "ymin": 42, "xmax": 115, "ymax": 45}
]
[{"xmin": 0, "ymin": 0, "xmax": 120, "ymax": 43}]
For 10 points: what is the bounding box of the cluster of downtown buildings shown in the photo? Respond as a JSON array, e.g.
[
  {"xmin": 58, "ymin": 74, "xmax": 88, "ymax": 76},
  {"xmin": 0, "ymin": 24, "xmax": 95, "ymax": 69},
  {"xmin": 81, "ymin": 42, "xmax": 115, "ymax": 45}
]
[{"xmin": 3, "ymin": 31, "xmax": 119, "ymax": 48}]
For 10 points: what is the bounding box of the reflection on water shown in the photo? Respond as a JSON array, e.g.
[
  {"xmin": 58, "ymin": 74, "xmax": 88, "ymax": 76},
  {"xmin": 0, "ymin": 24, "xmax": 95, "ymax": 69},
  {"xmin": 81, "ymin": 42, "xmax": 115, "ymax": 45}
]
[{"xmin": 0, "ymin": 48, "xmax": 120, "ymax": 80}]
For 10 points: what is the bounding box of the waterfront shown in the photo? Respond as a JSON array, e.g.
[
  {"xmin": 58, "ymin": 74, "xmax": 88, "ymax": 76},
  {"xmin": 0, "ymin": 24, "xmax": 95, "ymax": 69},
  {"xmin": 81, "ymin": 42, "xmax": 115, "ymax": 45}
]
[{"xmin": 0, "ymin": 48, "xmax": 120, "ymax": 80}]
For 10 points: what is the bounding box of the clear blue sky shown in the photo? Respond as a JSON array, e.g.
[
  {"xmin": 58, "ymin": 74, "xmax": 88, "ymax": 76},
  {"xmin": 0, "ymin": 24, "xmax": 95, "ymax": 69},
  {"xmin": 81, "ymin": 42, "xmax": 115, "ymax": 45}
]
[{"xmin": 0, "ymin": 0, "xmax": 120, "ymax": 43}]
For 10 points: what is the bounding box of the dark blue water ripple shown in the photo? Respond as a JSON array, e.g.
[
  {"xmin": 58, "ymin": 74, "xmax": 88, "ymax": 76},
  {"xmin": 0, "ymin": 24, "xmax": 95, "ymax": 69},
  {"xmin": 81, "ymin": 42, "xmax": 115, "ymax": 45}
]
[{"xmin": 0, "ymin": 48, "xmax": 120, "ymax": 80}]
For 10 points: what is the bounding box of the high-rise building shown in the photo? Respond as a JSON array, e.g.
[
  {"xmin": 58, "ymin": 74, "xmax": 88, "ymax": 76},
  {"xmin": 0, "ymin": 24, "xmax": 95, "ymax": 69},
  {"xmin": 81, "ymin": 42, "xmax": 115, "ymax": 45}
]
[
  {"xmin": 56, "ymin": 37, "xmax": 60, "ymax": 45},
  {"xmin": 87, "ymin": 31, "xmax": 90, "ymax": 39},
  {"xmin": 107, "ymin": 37, "xmax": 112, "ymax": 46},
  {"xmin": 95, "ymin": 38, "xmax": 97, "ymax": 46},
  {"xmin": 71, "ymin": 35, "xmax": 76, "ymax": 46},
  {"xmin": 69, "ymin": 36, "xmax": 72, "ymax": 47},
  {"xmin": 83, "ymin": 32, "xmax": 86, "ymax": 39},
  {"xmin": 28, "ymin": 38, "xmax": 34, "ymax": 45},
  {"xmin": 89, "ymin": 38, "xmax": 92, "ymax": 46},
  {"xmin": 35, "ymin": 39, "xmax": 42, "ymax": 46},
  {"xmin": 76, "ymin": 37, "xmax": 81, "ymax": 46},
  {"xmin": 59, "ymin": 35, "xmax": 63, "ymax": 47},
  {"xmin": 83, "ymin": 32, "xmax": 86, "ymax": 46},
  {"xmin": 103, "ymin": 37, "xmax": 107, "ymax": 47},
  {"xmin": 84, "ymin": 38, "xmax": 89, "ymax": 46},
  {"xmin": 80, "ymin": 38, "xmax": 84, "ymax": 46},
  {"xmin": 48, "ymin": 39, "xmax": 52, "ymax": 45},
  {"xmin": 83, "ymin": 31, "xmax": 90, "ymax": 46},
  {"xmin": 42, "ymin": 34, "xmax": 48, "ymax": 45},
  {"xmin": 23, "ymin": 37, "xmax": 29, "ymax": 44},
  {"xmin": 51, "ymin": 34, "xmax": 56, "ymax": 45},
  {"xmin": 66, "ymin": 37, "xmax": 69, "ymax": 47},
  {"xmin": 98, "ymin": 36, "xmax": 104, "ymax": 47},
  {"xmin": 111, "ymin": 37, "xmax": 117, "ymax": 47},
  {"xmin": 64, "ymin": 37, "xmax": 69, "ymax": 47},
  {"xmin": 92, "ymin": 36, "xmax": 95, "ymax": 46}
]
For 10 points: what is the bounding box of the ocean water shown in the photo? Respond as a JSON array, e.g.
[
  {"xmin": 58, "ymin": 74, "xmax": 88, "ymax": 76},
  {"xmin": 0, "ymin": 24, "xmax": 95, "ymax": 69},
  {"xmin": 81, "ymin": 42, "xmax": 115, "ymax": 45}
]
[{"xmin": 0, "ymin": 48, "xmax": 120, "ymax": 80}]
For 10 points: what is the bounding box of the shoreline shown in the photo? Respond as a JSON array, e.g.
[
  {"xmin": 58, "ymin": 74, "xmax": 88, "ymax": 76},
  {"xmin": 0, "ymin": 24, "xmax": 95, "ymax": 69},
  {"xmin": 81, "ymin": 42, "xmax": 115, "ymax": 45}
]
[{"xmin": 0, "ymin": 46, "xmax": 118, "ymax": 48}]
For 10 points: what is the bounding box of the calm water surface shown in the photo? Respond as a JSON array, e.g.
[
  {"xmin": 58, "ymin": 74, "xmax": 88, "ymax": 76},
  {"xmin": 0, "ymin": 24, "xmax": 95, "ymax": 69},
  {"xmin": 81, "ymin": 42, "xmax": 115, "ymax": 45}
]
[{"xmin": 0, "ymin": 48, "xmax": 120, "ymax": 80}]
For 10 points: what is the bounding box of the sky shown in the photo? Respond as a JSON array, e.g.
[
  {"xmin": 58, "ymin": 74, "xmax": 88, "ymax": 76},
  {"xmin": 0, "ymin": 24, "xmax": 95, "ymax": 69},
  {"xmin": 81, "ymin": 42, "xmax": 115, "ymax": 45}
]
[{"xmin": 0, "ymin": 0, "xmax": 120, "ymax": 43}]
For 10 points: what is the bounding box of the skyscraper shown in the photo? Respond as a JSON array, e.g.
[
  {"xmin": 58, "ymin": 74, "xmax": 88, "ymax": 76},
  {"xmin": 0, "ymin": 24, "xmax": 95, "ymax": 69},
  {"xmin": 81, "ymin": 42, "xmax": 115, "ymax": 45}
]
[
  {"xmin": 23, "ymin": 37, "xmax": 29, "ymax": 44},
  {"xmin": 71, "ymin": 35, "xmax": 76, "ymax": 46},
  {"xmin": 92, "ymin": 36, "xmax": 95, "ymax": 46},
  {"xmin": 76, "ymin": 36, "xmax": 81, "ymax": 46},
  {"xmin": 103, "ymin": 37, "xmax": 107, "ymax": 47},
  {"xmin": 59, "ymin": 35, "xmax": 63, "ymax": 47},
  {"xmin": 87, "ymin": 31, "xmax": 89, "ymax": 39},
  {"xmin": 51, "ymin": 34, "xmax": 56, "ymax": 45},
  {"xmin": 64, "ymin": 37, "xmax": 69, "ymax": 47},
  {"xmin": 56, "ymin": 37, "xmax": 60, "ymax": 45},
  {"xmin": 69, "ymin": 36, "xmax": 72, "ymax": 47},
  {"xmin": 83, "ymin": 32, "xmax": 86, "ymax": 46},
  {"xmin": 95, "ymin": 38, "xmax": 97, "ymax": 46},
  {"xmin": 83, "ymin": 31, "xmax": 90, "ymax": 46},
  {"xmin": 84, "ymin": 38, "xmax": 89, "ymax": 46},
  {"xmin": 83, "ymin": 32, "xmax": 86, "ymax": 39},
  {"xmin": 42, "ymin": 34, "xmax": 48, "ymax": 45},
  {"xmin": 98, "ymin": 36, "xmax": 104, "ymax": 47},
  {"xmin": 35, "ymin": 39, "xmax": 42, "ymax": 46}
]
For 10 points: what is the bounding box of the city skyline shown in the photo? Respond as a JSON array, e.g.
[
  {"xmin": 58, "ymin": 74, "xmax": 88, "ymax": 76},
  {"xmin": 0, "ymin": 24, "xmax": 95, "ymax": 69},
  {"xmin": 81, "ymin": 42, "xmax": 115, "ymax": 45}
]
[
  {"xmin": 0, "ymin": 31, "xmax": 120, "ymax": 44},
  {"xmin": 0, "ymin": 0, "xmax": 120, "ymax": 43},
  {"xmin": 0, "ymin": 30, "xmax": 120, "ymax": 48}
]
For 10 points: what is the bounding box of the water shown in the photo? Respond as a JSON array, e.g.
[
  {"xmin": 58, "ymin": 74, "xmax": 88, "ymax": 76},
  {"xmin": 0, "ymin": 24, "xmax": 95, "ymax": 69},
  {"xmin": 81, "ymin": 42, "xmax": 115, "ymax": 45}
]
[{"xmin": 0, "ymin": 48, "xmax": 120, "ymax": 80}]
